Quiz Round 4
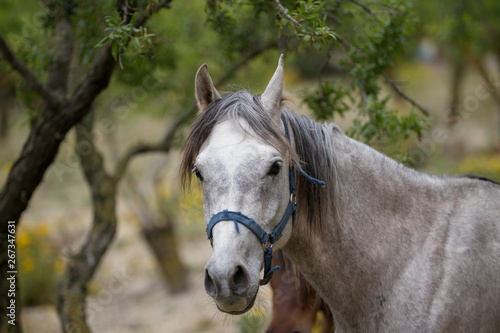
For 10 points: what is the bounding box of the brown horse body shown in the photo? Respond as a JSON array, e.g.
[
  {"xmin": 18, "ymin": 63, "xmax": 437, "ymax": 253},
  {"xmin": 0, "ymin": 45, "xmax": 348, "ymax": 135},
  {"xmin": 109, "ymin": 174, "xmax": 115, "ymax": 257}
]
[{"xmin": 268, "ymin": 250, "xmax": 334, "ymax": 333}]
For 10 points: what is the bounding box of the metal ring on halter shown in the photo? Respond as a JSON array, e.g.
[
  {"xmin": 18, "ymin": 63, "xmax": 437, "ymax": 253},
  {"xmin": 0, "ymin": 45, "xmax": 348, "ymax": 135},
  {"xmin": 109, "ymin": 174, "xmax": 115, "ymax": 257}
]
[{"xmin": 262, "ymin": 242, "xmax": 273, "ymax": 252}]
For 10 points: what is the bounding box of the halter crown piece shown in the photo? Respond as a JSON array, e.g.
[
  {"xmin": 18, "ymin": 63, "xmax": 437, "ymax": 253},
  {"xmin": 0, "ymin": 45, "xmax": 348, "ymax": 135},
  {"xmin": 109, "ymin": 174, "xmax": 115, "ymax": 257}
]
[{"xmin": 206, "ymin": 114, "xmax": 326, "ymax": 285}]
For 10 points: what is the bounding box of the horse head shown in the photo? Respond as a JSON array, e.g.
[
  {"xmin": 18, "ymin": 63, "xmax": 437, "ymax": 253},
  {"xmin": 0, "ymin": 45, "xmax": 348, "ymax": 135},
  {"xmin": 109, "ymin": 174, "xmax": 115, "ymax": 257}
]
[{"xmin": 182, "ymin": 55, "xmax": 297, "ymax": 314}]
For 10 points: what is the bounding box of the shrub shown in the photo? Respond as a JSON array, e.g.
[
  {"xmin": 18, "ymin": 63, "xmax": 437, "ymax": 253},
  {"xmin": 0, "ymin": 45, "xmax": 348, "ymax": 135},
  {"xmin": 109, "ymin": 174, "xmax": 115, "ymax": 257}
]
[{"xmin": 18, "ymin": 222, "xmax": 65, "ymax": 306}]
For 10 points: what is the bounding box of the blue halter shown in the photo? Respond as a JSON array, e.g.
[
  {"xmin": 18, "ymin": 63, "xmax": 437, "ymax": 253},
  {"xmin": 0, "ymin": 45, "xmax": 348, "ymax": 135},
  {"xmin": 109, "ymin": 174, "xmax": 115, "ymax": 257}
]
[{"xmin": 206, "ymin": 114, "xmax": 326, "ymax": 285}]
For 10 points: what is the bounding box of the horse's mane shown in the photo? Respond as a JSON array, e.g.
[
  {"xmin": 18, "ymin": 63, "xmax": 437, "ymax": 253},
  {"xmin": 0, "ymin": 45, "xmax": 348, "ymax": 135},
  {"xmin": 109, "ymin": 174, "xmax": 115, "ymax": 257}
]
[
  {"xmin": 458, "ymin": 174, "xmax": 500, "ymax": 186},
  {"xmin": 180, "ymin": 90, "xmax": 339, "ymax": 231},
  {"xmin": 283, "ymin": 109, "xmax": 339, "ymax": 231}
]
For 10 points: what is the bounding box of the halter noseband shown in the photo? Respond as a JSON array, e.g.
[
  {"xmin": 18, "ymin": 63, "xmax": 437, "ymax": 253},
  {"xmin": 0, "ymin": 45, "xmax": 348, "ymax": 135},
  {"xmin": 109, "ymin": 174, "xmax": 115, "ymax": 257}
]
[{"xmin": 205, "ymin": 114, "xmax": 326, "ymax": 285}]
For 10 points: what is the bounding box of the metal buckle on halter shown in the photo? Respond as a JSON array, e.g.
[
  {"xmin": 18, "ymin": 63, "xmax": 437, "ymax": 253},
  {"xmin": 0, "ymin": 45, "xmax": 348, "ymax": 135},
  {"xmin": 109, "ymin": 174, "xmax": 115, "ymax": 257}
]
[
  {"xmin": 290, "ymin": 193, "xmax": 297, "ymax": 204},
  {"xmin": 262, "ymin": 239, "xmax": 273, "ymax": 252}
]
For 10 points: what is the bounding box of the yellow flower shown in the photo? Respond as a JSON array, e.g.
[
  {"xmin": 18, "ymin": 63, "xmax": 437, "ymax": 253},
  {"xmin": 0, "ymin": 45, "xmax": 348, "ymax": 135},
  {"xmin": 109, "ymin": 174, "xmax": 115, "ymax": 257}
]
[
  {"xmin": 23, "ymin": 257, "xmax": 34, "ymax": 273},
  {"xmin": 17, "ymin": 232, "xmax": 30, "ymax": 248}
]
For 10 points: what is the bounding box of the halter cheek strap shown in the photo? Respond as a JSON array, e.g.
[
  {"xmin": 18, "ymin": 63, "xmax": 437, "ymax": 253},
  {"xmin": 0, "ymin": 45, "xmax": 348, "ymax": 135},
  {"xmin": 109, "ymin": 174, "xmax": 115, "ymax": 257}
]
[{"xmin": 205, "ymin": 114, "xmax": 325, "ymax": 285}]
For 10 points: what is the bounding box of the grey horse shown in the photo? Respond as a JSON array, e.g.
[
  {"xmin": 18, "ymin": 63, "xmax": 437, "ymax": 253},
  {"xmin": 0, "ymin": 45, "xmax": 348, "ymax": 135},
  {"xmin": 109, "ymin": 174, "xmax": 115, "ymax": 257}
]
[{"xmin": 181, "ymin": 55, "xmax": 500, "ymax": 332}]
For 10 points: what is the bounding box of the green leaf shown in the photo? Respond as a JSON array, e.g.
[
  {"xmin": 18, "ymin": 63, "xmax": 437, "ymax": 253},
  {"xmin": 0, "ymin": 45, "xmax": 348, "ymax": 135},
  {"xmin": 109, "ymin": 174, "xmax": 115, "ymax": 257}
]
[{"xmin": 111, "ymin": 42, "xmax": 119, "ymax": 60}]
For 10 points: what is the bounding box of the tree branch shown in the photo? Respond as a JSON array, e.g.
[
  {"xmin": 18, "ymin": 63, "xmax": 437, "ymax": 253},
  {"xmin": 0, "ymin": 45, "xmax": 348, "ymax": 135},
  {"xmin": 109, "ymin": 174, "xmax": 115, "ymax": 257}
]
[
  {"xmin": 275, "ymin": 0, "xmax": 300, "ymax": 25},
  {"xmin": 133, "ymin": 0, "xmax": 173, "ymax": 28},
  {"xmin": 67, "ymin": 0, "xmax": 173, "ymax": 124},
  {"xmin": 0, "ymin": 34, "xmax": 62, "ymax": 107},
  {"xmin": 113, "ymin": 43, "xmax": 274, "ymax": 181},
  {"xmin": 382, "ymin": 73, "xmax": 430, "ymax": 116},
  {"xmin": 66, "ymin": 43, "xmax": 115, "ymax": 119},
  {"xmin": 349, "ymin": 0, "xmax": 376, "ymax": 17},
  {"xmin": 461, "ymin": 45, "xmax": 500, "ymax": 105},
  {"xmin": 46, "ymin": 5, "xmax": 75, "ymax": 98}
]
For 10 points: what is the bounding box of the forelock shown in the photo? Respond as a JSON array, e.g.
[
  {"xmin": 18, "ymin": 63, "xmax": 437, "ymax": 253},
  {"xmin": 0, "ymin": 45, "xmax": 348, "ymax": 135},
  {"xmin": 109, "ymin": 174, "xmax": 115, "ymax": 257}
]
[{"xmin": 180, "ymin": 91, "xmax": 296, "ymax": 190}]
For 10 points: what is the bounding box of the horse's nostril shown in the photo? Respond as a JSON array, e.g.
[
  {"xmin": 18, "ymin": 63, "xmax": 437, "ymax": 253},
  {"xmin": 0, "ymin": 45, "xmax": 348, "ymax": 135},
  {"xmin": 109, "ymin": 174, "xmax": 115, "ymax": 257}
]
[
  {"xmin": 204, "ymin": 269, "xmax": 217, "ymax": 297},
  {"xmin": 232, "ymin": 265, "xmax": 249, "ymax": 292}
]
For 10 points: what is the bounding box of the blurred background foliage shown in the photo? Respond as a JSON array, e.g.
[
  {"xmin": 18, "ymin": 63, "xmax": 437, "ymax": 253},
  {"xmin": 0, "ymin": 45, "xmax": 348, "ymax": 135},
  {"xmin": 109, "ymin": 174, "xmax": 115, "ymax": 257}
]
[
  {"xmin": 0, "ymin": 0, "xmax": 499, "ymax": 332},
  {"xmin": 17, "ymin": 222, "xmax": 65, "ymax": 306}
]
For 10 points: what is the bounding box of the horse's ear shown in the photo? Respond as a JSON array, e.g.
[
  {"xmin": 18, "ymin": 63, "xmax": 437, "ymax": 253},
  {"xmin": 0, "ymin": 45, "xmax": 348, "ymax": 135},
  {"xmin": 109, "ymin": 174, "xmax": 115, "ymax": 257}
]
[
  {"xmin": 195, "ymin": 64, "xmax": 221, "ymax": 111},
  {"xmin": 261, "ymin": 54, "xmax": 284, "ymax": 122}
]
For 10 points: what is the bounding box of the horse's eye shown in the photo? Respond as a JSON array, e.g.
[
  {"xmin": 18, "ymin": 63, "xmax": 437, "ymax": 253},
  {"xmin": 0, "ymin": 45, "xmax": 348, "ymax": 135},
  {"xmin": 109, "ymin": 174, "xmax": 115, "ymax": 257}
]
[
  {"xmin": 193, "ymin": 166, "xmax": 204, "ymax": 181},
  {"xmin": 268, "ymin": 161, "xmax": 282, "ymax": 176}
]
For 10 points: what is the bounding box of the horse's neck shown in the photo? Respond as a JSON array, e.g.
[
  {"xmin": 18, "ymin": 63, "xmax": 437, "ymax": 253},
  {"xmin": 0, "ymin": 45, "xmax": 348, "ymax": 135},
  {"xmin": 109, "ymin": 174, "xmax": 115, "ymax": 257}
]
[
  {"xmin": 284, "ymin": 134, "xmax": 441, "ymax": 323},
  {"xmin": 330, "ymin": 136, "xmax": 441, "ymax": 252}
]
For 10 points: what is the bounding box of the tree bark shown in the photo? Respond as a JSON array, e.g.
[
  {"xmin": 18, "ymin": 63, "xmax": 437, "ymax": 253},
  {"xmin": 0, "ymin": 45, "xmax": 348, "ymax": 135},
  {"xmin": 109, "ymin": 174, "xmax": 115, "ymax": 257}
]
[
  {"xmin": 57, "ymin": 111, "xmax": 117, "ymax": 333},
  {"xmin": 141, "ymin": 221, "xmax": 188, "ymax": 293},
  {"xmin": 0, "ymin": 75, "xmax": 16, "ymax": 140},
  {"xmin": 448, "ymin": 54, "xmax": 465, "ymax": 121}
]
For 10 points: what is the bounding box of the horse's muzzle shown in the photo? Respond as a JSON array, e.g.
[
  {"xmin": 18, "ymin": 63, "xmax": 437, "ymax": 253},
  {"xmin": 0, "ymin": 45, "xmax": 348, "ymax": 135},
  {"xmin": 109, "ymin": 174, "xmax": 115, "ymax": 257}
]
[{"xmin": 204, "ymin": 259, "xmax": 258, "ymax": 314}]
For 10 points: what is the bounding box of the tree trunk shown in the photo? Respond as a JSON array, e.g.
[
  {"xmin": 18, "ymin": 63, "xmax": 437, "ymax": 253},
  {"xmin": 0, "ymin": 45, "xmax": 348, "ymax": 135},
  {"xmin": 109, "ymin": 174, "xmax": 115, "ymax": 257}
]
[
  {"xmin": 0, "ymin": 111, "xmax": 69, "ymax": 332},
  {"xmin": 57, "ymin": 112, "xmax": 117, "ymax": 333},
  {"xmin": 448, "ymin": 54, "xmax": 465, "ymax": 123},
  {"xmin": 0, "ymin": 48, "xmax": 114, "ymax": 328},
  {"xmin": 462, "ymin": 45, "xmax": 500, "ymax": 148},
  {"xmin": 0, "ymin": 103, "xmax": 8, "ymax": 140},
  {"xmin": 0, "ymin": 74, "xmax": 15, "ymax": 140},
  {"xmin": 141, "ymin": 220, "xmax": 188, "ymax": 293}
]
